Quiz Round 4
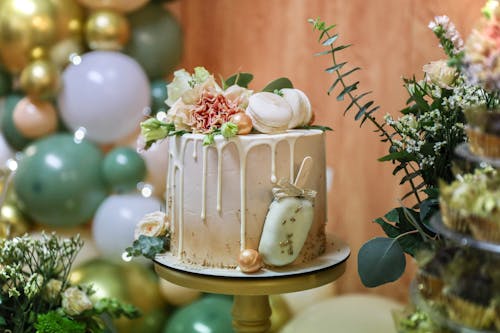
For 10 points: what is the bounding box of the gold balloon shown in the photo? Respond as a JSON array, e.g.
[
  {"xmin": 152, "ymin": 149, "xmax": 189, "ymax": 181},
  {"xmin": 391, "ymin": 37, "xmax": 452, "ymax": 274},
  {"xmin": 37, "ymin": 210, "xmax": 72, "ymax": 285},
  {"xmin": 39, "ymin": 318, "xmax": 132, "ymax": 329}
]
[
  {"xmin": 0, "ymin": 0, "xmax": 58, "ymax": 73},
  {"xmin": 19, "ymin": 60, "xmax": 61, "ymax": 99},
  {"xmin": 269, "ymin": 295, "xmax": 293, "ymax": 333},
  {"xmin": 49, "ymin": 0, "xmax": 84, "ymax": 40},
  {"xmin": 78, "ymin": 0, "xmax": 149, "ymax": 13},
  {"xmin": 70, "ymin": 259, "xmax": 168, "ymax": 333},
  {"xmin": 0, "ymin": 173, "xmax": 31, "ymax": 239},
  {"xmin": 85, "ymin": 9, "xmax": 130, "ymax": 51},
  {"xmin": 50, "ymin": 37, "xmax": 84, "ymax": 69},
  {"xmin": 12, "ymin": 97, "xmax": 58, "ymax": 138}
]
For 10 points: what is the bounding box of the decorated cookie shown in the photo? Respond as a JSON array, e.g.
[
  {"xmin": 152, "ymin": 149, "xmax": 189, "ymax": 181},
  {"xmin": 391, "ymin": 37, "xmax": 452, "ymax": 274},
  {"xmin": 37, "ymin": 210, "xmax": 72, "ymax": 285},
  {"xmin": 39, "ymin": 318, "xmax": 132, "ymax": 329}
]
[
  {"xmin": 245, "ymin": 92, "xmax": 293, "ymax": 133},
  {"xmin": 281, "ymin": 88, "xmax": 312, "ymax": 129}
]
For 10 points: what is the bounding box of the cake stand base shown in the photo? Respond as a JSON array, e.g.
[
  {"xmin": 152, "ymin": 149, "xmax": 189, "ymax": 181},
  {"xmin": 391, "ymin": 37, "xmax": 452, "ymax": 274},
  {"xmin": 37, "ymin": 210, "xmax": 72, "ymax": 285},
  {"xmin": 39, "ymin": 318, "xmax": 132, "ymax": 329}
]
[{"xmin": 154, "ymin": 235, "xmax": 349, "ymax": 333}]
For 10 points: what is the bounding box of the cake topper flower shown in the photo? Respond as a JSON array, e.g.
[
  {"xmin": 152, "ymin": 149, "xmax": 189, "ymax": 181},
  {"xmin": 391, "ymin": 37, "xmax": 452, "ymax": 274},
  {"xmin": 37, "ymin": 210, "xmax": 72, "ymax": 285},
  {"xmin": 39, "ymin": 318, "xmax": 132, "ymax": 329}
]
[{"xmin": 138, "ymin": 67, "xmax": 328, "ymax": 150}]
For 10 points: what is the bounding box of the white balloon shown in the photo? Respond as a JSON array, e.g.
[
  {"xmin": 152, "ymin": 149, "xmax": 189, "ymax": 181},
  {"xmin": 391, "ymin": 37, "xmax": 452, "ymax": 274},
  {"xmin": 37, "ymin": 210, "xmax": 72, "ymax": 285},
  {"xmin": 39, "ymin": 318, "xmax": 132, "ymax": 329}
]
[
  {"xmin": 58, "ymin": 51, "xmax": 150, "ymax": 144},
  {"xmin": 280, "ymin": 294, "xmax": 403, "ymax": 333},
  {"xmin": 140, "ymin": 138, "xmax": 169, "ymax": 197},
  {"xmin": 92, "ymin": 193, "xmax": 163, "ymax": 263},
  {"xmin": 0, "ymin": 132, "xmax": 14, "ymax": 167}
]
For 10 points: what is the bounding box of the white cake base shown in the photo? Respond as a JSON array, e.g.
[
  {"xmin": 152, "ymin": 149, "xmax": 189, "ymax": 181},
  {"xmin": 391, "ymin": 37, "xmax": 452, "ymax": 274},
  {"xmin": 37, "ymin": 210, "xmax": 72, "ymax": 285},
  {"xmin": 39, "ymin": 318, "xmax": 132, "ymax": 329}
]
[{"xmin": 154, "ymin": 234, "xmax": 349, "ymax": 278}]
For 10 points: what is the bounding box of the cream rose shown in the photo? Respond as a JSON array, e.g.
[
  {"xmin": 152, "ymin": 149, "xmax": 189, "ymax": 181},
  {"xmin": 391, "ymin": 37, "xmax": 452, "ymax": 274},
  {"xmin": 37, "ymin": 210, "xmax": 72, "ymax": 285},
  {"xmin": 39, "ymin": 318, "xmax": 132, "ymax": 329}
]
[
  {"xmin": 43, "ymin": 278, "xmax": 62, "ymax": 301},
  {"xmin": 165, "ymin": 99, "xmax": 194, "ymax": 132},
  {"xmin": 422, "ymin": 60, "xmax": 457, "ymax": 88},
  {"xmin": 224, "ymin": 85, "xmax": 253, "ymax": 109},
  {"xmin": 61, "ymin": 287, "xmax": 93, "ymax": 316},
  {"xmin": 134, "ymin": 211, "xmax": 170, "ymax": 240}
]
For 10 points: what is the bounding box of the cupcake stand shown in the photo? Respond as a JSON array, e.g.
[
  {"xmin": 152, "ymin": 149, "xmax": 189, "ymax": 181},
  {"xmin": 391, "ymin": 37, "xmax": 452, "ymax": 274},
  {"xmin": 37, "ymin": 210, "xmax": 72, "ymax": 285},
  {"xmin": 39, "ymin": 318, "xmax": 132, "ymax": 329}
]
[
  {"xmin": 410, "ymin": 143, "xmax": 500, "ymax": 333},
  {"xmin": 154, "ymin": 234, "xmax": 350, "ymax": 333}
]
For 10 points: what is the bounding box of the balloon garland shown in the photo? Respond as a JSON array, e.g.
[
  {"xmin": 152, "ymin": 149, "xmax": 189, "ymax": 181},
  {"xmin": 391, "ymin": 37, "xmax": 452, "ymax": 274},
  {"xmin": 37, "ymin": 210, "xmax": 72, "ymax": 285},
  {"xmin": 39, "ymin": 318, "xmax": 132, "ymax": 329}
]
[{"xmin": 0, "ymin": 1, "xmax": 184, "ymax": 331}]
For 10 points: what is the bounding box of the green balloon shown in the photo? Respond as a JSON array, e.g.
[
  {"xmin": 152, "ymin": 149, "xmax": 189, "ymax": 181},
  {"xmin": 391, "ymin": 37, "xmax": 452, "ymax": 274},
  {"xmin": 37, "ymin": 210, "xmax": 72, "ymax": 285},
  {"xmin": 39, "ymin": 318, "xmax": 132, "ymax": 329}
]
[
  {"xmin": 150, "ymin": 79, "xmax": 170, "ymax": 115},
  {"xmin": 1, "ymin": 94, "xmax": 32, "ymax": 150},
  {"xmin": 125, "ymin": 4, "xmax": 183, "ymax": 79},
  {"xmin": 102, "ymin": 147, "xmax": 146, "ymax": 192},
  {"xmin": 14, "ymin": 134, "xmax": 108, "ymax": 227},
  {"xmin": 164, "ymin": 295, "xmax": 235, "ymax": 333},
  {"xmin": 0, "ymin": 68, "xmax": 12, "ymax": 96}
]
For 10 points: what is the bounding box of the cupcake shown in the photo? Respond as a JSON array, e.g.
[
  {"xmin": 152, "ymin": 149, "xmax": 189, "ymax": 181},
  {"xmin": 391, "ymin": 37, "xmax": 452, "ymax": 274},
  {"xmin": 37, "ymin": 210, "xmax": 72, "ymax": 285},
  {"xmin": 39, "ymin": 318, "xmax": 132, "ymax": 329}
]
[
  {"xmin": 445, "ymin": 271, "xmax": 496, "ymax": 329},
  {"xmin": 464, "ymin": 105, "xmax": 500, "ymax": 158},
  {"xmin": 439, "ymin": 167, "xmax": 500, "ymax": 242},
  {"xmin": 415, "ymin": 247, "xmax": 459, "ymax": 302},
  {"xmin": 393, "ymin": 307, "xmax": 451, "ymax": 333}
]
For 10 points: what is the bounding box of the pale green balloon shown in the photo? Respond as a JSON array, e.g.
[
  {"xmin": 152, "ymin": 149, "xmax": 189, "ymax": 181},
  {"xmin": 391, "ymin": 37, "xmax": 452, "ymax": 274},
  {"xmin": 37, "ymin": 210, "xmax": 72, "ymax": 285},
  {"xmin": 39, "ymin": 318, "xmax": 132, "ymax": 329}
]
[
  {"xmin": 14, "ymin": 133, "xmax": 108, "ymax": 227},
  {"xmin": 124, "ymin": 3, "xmax": 183, "ymax": 79}
]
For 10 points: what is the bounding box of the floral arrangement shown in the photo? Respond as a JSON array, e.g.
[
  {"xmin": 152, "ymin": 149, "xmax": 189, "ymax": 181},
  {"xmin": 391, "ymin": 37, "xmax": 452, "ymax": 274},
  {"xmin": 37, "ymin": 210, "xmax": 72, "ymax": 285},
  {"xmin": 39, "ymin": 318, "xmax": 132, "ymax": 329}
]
[
  {"xmin": 310, "ymin": 10, "xmax": 499, "ymax": 287},
  {"xmin": 125, "ymin": 211, "xmax": 171, "ymax": 260},
  {"xmin": 0, "ymin": 233, "xmax": 139, "ymax": 333},
  {"xmin": 139, "ymin": 66, "xmax": 329, "ymax": 150}
]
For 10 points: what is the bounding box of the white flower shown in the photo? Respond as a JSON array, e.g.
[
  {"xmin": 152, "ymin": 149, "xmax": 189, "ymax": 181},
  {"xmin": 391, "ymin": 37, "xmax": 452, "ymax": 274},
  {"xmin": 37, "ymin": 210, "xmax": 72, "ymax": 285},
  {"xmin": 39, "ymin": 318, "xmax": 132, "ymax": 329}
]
[
  {"xmin": 166, "ymin": 69, "xmax": 192, "ymax": 107},
  {"xmin": 224, "ymin": 85, "xmax": 253, "ymax": 109},
  {"xmin": 43, "ymin": 279, "xmax": 63, "ymax": 301},
  {"xmin": 423, "ymin": 60, "xmax": 457, "ymax": 88},
  {"xmin": 134, "ymin": 211, "xmax": 170, "ymax": 240},
  {"xmin": 165, "ymin": 99, "xmax": 194, "ymax": 132},
  {"xmin": 24, "ymin": 273, "xmax": 43, "ymax": 299},
  {"xmin": 62, "ymin": 287, "xmax": 93, "ymax": 316}
]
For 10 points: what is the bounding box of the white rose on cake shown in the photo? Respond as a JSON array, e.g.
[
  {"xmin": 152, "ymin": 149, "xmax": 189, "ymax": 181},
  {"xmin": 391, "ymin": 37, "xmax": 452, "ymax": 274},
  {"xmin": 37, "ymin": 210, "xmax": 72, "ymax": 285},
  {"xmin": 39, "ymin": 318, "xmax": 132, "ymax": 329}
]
[{"xmin": 134, "ymin": 211, "xmax": 170, "ymax": 239}]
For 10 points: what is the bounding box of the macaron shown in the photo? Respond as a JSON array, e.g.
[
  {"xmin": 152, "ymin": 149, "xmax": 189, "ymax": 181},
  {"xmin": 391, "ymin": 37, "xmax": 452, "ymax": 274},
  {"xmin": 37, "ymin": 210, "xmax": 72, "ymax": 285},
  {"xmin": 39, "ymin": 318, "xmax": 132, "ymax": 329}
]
[
  {"xmin": 281, "ymin": 88, "xmax": 312, "ymax": 129},
  {"xmin": 245, "ymin": 92, "xmax": 293, "ymax": 133}
]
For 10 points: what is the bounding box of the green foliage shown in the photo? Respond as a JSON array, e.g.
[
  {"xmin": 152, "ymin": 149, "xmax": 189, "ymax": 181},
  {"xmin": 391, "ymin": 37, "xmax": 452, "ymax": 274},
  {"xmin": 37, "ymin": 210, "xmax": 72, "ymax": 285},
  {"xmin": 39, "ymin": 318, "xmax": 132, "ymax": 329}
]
[
  {"xmin": 357, "ymin": 237, "xmax": 406, "ymax": 288},
  {"xmin": 224, "ymin": 72, "xmax": 254, "ymax": 89},
  {"xmin": 125, "ymin": 235, "xmax": 169, "ymax": 260},
  {"xmin": 34, "ymin": 311, "xmax": 86, "ymax": 333},
  {"xmin": 93, "ymin": 298, "xmax": 141, "ymax": 319},
  {"xmin": 309, "ymin": 17, "xmax": 472, "ymax": 287},
  {"xmin": 261, "ymin": 77, "xmax": 293, "ymax": 92},
  {"xmin": 0, "ymin": 234, "xmax": 140, "ymax": 333},
  {"xmin": 140, "ymin": 118, "xmax": 187, "ymax": 150}
]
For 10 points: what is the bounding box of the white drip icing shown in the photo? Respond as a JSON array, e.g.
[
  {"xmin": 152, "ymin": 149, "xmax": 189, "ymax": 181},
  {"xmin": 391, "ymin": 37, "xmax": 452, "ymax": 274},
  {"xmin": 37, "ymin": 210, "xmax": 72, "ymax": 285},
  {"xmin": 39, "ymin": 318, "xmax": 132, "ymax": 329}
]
[
  {"xmin": 167, "ymin": 130, "xmax": 317, "ymax": 260},
  {"xmin": 201, "ymin": 145, "xmax": 208, "ymax": 221},
  {"xmin": 192, "ymin": 138, "xmax": 198, "ymax": 160}
]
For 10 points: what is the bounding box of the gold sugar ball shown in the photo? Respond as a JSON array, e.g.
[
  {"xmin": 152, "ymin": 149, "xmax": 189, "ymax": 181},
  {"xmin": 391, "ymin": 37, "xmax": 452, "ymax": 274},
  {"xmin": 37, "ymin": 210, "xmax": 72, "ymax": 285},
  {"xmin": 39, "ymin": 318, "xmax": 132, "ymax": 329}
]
[
  {"xmin": 238, "ymin": 249, "xmax": 263, "ymax": 273},
  {"xmin": 85, "ymin": 9, "xmax": 130, "ymax": 51},
  {"xmin": 19, "ymin": 59, "xmax": 61, "ymax": 100},
  {"xmin": 230, "ymin": 112, "xmax": 253, "ymax": 135}
]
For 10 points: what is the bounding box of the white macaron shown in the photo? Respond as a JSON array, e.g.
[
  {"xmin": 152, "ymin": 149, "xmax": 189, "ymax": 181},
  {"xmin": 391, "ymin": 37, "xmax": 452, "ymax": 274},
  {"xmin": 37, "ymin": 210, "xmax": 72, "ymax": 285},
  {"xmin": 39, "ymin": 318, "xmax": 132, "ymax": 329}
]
[
  {"xmin": 281, "ymin": 88, "xmax": 312, "ymax": 129},
  {"xmin": 245, "ymin": 92, "xmax": 293, "ymax": 133}
]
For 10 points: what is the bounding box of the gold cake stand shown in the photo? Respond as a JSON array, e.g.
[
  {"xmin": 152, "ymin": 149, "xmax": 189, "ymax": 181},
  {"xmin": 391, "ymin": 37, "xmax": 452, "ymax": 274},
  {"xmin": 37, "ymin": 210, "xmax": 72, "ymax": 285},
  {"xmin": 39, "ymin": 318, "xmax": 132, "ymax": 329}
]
[{"xmin": 154, "ymin": 235, "xmax": 349, "ymax": 333}]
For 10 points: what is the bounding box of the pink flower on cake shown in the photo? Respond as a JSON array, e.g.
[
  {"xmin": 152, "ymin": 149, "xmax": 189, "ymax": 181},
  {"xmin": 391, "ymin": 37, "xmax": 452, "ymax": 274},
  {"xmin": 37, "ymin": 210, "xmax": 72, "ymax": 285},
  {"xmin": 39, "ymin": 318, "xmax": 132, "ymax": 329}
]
[
  {"xmin": 191, "ymin": 91, "xmax": 242, "ymax": 133},
  {"xmin": 134, "ymin": 211, "xmax": 170, "ymax": 239}
]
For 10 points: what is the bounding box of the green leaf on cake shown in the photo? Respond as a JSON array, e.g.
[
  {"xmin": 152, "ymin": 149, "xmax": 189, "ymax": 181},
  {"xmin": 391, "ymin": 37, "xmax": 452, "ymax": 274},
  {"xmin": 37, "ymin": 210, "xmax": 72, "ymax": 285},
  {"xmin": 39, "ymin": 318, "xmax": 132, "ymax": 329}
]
[
  {"xmin": 262, "ymin": 77, "xmax": 293, "ymax": 92},
  {"xmin": 224, "ymin": 72, "xmax": 254, "ymax": 89},
  {"xmin": 125, "ymin": 235, "xmax": 168, "ymax": 260},
  {"xmin": 357, "ymin": 237, "xmax": 406, "ymax": 288}
]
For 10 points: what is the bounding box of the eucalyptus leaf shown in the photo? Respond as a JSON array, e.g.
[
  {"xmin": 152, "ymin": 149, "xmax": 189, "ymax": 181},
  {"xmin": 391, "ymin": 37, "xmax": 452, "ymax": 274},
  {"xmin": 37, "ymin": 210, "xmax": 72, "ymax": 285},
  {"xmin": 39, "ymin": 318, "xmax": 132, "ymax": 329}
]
[
  {"xmin": 262, "ymin": 77, "xmax": 293, "ymax": 92},
  {"xmin": 224, "ymin": 73, "xmax": 254, "ymax": 89},
  {"xmin": 358, "ymin": 237, "xmax": 406, "ymax": 287}
]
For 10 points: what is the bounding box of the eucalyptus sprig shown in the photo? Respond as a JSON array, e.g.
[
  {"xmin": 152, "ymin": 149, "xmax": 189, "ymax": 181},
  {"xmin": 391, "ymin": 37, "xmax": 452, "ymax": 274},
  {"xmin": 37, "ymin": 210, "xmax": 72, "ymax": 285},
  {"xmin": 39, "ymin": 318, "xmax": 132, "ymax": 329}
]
[{"xmin": 309, "ymin": 17, "xmax": 472, "ymax": 287}]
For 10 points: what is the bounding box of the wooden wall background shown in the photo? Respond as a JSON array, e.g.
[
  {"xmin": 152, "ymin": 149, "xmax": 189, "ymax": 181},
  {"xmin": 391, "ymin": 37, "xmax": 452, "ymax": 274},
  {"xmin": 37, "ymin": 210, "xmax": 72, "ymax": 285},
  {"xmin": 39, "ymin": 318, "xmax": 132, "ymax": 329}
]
[{"xmin": 166, "ymin": 0, "xmax": 483, "ymax": 303}]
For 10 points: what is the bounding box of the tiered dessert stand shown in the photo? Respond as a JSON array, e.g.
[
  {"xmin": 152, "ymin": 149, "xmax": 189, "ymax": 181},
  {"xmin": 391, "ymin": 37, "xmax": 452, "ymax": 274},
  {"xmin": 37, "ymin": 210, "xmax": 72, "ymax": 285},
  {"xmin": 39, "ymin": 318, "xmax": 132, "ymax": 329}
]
[
  {"xmin": 410, "ymin": 143, "xmax": 500, "ymax": 333},
  {"xmin": 154, "ymin": 234, "xmax": 350, "ymax": 333}
]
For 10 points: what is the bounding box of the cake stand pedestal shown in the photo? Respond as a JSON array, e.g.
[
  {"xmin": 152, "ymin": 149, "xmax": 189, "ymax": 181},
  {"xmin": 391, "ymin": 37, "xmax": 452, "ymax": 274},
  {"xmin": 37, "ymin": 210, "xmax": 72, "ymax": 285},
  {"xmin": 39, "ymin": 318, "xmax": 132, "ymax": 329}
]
[{"xmin": 154, "ymin": 235, "xmax": 349, "ymax": 333}]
